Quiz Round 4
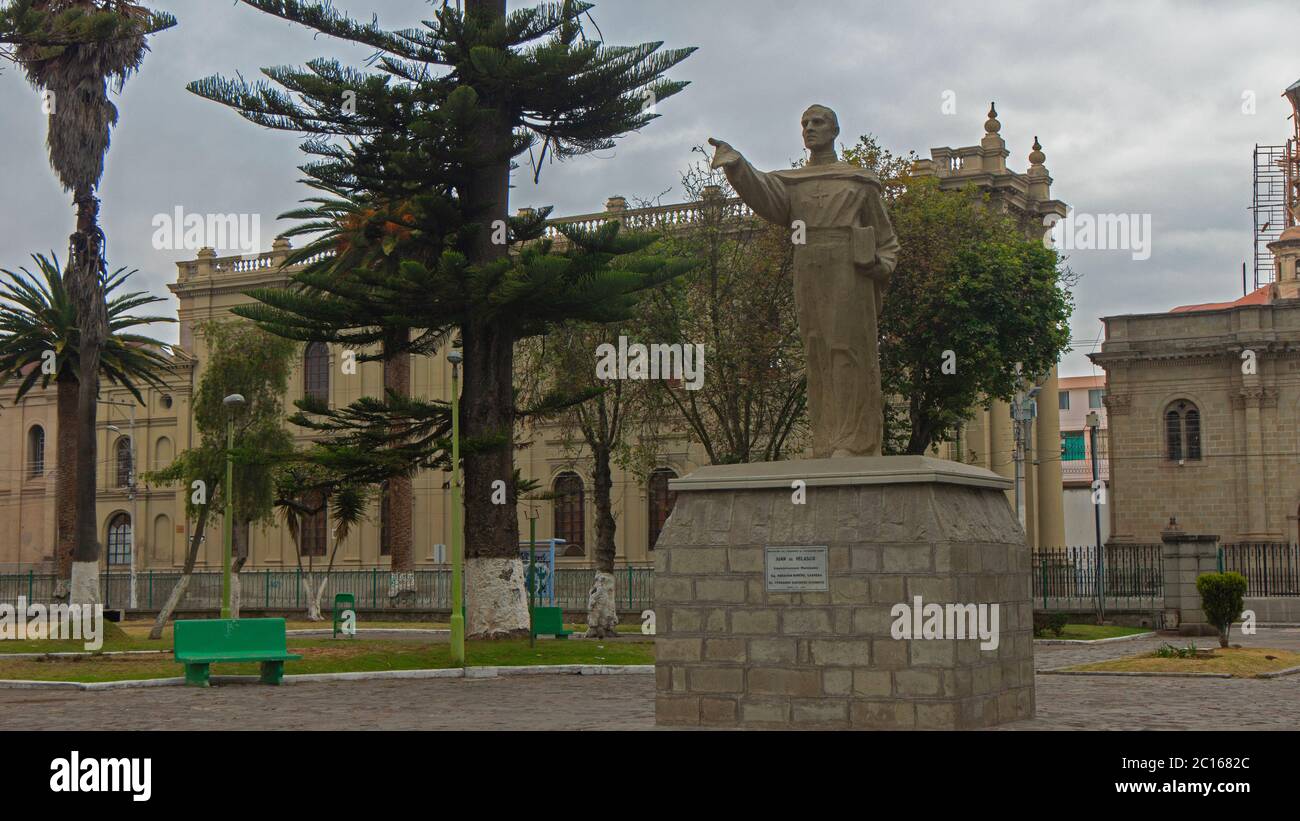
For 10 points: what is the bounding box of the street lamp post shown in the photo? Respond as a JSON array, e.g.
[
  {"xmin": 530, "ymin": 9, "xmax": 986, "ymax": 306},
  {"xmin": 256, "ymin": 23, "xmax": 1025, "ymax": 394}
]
[
  {"xmin": 447, "ymin": 350, "xmax": 465, "ymax": 665},
  {"xmin": 221, "ymin": 394, "xmax": 246, "ymax": 620},
  {"xmin": 1087, "ymin": 410, "xmax": 1105, "ymax": 623}
]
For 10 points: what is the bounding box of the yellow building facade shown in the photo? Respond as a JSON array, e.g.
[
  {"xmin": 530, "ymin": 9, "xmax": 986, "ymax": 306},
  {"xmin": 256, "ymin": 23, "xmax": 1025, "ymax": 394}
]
[{"xmin": 0, "ymin": 109, "xmax": 1071, "ymax": 572}]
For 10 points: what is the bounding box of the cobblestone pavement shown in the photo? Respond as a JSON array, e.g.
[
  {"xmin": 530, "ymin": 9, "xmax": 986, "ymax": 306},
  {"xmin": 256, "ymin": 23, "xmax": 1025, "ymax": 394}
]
[{"xmin": 1, "ymin": 629, "xmax": 1296, "ymax": 731}]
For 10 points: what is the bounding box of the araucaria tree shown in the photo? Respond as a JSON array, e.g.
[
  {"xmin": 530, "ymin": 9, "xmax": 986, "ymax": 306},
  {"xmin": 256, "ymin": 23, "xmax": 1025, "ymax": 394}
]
[
  {"xmin": 1, "ymin": 0, "xmax": 175, "ymax": 602},
  {"xmin": 188, "ymin": 0, "xmax": 694, "ymax": 637}
]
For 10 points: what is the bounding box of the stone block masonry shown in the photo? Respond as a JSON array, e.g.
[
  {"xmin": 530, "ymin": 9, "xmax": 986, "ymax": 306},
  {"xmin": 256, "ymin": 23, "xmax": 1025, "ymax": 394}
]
[{"xmin": 654, "ymin": 456, "xmax": 1035, "ymax": 729}]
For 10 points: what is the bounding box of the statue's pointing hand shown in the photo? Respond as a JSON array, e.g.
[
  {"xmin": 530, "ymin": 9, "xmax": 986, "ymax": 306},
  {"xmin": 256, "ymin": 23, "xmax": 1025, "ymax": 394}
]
[{"xmin": 708, "ymin": 138, "xmax": 741, "ymax": 170}]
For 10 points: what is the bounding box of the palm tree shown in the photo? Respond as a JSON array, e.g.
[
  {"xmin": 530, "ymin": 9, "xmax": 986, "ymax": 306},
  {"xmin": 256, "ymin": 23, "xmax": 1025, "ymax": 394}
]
[
  {"xmin": 1, "ymin": 1, "xmax": 175, "ymax": 600},
  {"xmin": 0, "ymin": 252, "xmax": 174, "ymax": 591}
]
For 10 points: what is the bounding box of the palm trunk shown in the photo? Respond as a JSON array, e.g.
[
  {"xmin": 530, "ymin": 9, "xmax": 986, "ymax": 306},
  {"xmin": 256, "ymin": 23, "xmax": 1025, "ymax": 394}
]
[
  {"xmin": 461, "ymin": 0, "xmax": 527, "ymax": 640},
  {"xmin": 53, "ymin": 373, "xmax": 78, "ymax": 595},
  {"xmin": 383, "ymin": 332, "xmax": 416, "ymax": 602},
  {"xmin": 586, "ymin": 443, "xmax": 619, "ymax": 637},
  {"xmin": 69, "ymin": 189, "xmax": 108, "ymax": 605},
  {"xmin": 148, "ymin": 503, "xmax": 209, "ymax": 640}
]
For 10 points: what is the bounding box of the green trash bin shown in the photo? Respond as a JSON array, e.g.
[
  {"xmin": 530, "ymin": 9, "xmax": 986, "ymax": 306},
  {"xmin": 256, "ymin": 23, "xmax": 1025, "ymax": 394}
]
[{"xmin": 333, "ymin": 593, "xmax": 356, "ymax": 638}]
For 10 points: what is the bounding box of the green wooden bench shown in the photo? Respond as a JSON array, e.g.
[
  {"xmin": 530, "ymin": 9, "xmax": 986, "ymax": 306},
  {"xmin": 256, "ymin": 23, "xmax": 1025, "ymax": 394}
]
[
  {"xmin": 174, "ymin": 618, "xmax": 302, "ymax": 687},
  {"xmin": 530, "ymin": 606, "xmax": 572, "ymax": 639}
]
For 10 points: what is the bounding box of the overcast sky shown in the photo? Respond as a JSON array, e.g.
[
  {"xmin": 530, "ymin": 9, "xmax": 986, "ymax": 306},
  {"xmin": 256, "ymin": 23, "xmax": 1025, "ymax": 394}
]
[{"xmin": 3, "ymin": 0, "xmax": 1298, "ymax": 377}]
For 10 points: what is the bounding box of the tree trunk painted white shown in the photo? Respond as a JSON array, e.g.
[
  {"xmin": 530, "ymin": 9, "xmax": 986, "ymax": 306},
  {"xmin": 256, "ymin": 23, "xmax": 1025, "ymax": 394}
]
[
  {"xmin": 70, "ymin": 561, "xmax": 99, "ymax": 606},
  {"xmin": 388, "ymin": 570, "xmax": 416, "ymax": 602},
  {"xmin": 230, "ymin": 572, "xmax": 242, "ymax": 619},
  {"xmin": 586, "ymin": 571, "xmax": 619, "ymax": 638},
  {"xmin": 301, "ymin": 574, "xmax": 329, "ymax": 621},
  {"xmin": 149, "ymin": 573, "xmax": 191, "ymax": 640},
  {"xmin": 466, "ymin": 557, "xmax": 529, "ymax": 638}
]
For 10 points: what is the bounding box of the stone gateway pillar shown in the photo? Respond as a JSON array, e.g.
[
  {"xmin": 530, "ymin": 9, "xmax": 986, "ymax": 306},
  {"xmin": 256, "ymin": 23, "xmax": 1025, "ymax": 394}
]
[{"xmin": 654, "ymin": 456, "xmax": 1035, "ymax": 729}]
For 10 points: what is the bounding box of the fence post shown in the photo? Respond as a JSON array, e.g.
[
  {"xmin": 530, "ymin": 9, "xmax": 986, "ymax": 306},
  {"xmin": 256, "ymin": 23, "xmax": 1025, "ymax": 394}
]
[
  {"xmin": 27, "ymin": 570, "xmax": 33, "ymax": 602},
  {"xmin": 372, "ymin": 567, "xmax": 377, "ymax": 608},
  {"xmin": 148, "ymin": 570, "xmax": 153, "ymax": 609},
  {"xmin": 1039, "ymin": 555, "xmax": 1047, "ymax": 610},
  {"xmin": 296, "ymin": 567, "xmax": 301, "ymax": 608}
]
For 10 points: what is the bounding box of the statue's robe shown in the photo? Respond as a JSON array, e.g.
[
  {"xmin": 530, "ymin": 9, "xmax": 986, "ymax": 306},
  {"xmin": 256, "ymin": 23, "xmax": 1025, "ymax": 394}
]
[{"xmin": 722, "ymin": 157, "xmax": 900, "ymax": 457}]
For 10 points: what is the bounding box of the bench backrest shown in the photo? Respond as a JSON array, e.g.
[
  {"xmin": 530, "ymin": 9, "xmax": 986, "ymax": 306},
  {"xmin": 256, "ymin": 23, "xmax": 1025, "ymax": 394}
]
[{"xmin": 174, "ymin": 618, "xmax": 289, "ymax": 656}]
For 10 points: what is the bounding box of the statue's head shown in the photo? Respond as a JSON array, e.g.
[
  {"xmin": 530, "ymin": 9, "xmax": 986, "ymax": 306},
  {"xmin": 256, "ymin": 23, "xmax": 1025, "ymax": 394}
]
[{"xmin": 801, "ymin": 104, "xmax": 840, "ymax": 153}]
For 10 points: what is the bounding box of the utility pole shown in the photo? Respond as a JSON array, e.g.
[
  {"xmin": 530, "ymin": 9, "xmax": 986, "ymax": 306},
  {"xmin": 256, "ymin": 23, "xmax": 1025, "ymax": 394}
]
[
  {"xmin": 1087, "ymin": 410, "xmax": 1105, "ymax": 623},
  {"xmin": 221, "ymin": 394, "xmax": 246, "ymax": 619},
  {"xmin": 448, "ymin": 348, "xmax": 465, "ymax": 666}
]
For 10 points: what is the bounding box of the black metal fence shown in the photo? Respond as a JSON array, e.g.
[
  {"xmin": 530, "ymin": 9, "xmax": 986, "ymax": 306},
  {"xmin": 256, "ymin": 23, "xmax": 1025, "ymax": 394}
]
[
  {"xmin": 1031, "ymin": 544, "xmax": 1163, "ymax": 609},
  {"xmin": 0, "ymin": 566, "xmax": 655, "ymax": 612},
  {"xmin": 1220, "ymin": 543, "xmax": 1300, "ymax": 597}
]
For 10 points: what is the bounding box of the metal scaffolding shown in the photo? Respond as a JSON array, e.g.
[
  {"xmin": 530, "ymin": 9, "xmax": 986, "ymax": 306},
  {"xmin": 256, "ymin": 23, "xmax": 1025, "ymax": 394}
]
[
  {"xmin": 1252, "ymin": 144, "xmax": 1288, "ymax": 289},
  {"xmin": 1250, "ymin": 80, "xmax": 1300, "ymax": 291}
]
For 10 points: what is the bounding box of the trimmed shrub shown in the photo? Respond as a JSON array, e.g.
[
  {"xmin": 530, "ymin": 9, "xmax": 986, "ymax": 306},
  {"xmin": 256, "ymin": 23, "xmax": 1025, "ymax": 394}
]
[
  {"xmin": 1032, "ymin": 612, "xmax": 1070, "ymax": 638},
  {"xmin": 1196, "ymin": 572, "xmax": 1248, "ymax": 648}
]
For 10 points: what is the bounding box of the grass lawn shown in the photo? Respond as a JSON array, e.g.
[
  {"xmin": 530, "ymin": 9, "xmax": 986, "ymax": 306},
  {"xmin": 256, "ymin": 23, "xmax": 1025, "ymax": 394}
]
[
  {"xmin": 0, "ymin": 636, "xmax": 654, "ymax": 683},
  {"xmin": 1036, "ymin": 624, "xmax": 1152, "ymax": 641},
  {"xmin": 1064, "ymin": 646, "xmax": 1300, "ymax": 678}
]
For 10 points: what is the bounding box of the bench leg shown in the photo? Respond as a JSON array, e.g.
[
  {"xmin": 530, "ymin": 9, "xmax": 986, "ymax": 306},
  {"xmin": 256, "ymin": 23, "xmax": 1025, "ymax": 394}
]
[
  {"xmin": 184, "ymin": 663, "xmax": 210, "ymax": 687},
  {"xmin": 259, "ymin": 660, "xmax": 285, "ymax": 685}
]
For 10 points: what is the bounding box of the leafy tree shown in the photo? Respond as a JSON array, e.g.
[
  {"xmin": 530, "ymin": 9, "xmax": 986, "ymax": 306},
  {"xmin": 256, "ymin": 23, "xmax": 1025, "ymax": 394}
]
[
  {"xmin": 0, "ymin": 253, "xmax": 172, "ymax": 591},
  {"xmin": 273, "ymin": 461, "xmax": 367, "ymax": 621},
  {"xmin": 1, "ymin": 0, "xmax": 176, "ymax": 602},
  {"xmin": 636, "ymin": 156, "xmax": 808, "ymax": 465},
  {"xmin": 841, "ymin": 135, "xmax": 1073, "ymax": 455},
  {"xmin": 188, "ymin": 0, "xmax": 694, "ymax": 637},
  {"xmin": 144, "ymin": 321, "xmax": 296, "ymax": 637},
  {"xmin": 516, "ymin": 321, "xmax": 643, "ymax": 637}
]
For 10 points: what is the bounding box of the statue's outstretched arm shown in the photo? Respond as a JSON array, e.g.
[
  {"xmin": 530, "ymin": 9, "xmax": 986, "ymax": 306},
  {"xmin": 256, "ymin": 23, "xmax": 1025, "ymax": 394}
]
[{"xmin": 707, "ymin": 138, "xmax": 790, "ymax": 226}]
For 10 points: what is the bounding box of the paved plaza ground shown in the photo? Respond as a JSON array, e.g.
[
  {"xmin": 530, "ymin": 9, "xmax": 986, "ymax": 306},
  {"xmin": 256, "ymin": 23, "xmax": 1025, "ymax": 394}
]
[{"xmin": 1, "ymin": 628, "xmax": 1297, "ymax": 731}]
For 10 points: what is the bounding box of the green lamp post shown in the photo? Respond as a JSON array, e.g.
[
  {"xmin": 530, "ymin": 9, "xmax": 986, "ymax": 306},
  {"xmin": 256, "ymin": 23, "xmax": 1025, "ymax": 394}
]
[
  {"xmin": 221, "ymin": 393, "xmax": 246, "ymax": 619},
  {"xmin": 447, "ymin": 349, "xmax": 465, "ymax": 665}
]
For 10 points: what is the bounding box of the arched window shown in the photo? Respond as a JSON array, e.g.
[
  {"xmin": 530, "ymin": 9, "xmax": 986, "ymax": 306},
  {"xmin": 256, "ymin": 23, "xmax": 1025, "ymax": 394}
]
[
  {"xmin": 115, "ymin": 437, "xmax": 134, "ymax": 488},
  {"xmin": 300, "ymin": 495, "xmax": 328, "ymax": 557},
  {"xmin": 648, "ymin": 468, "xmax": 678, "ymax": 550},
  {"xmin": 304, "ymin": 342, "xmax": 330, "ymax": 404},
  {"xmin": 27, "ymin": 425, "xmax": 45, "ymax": 478},
  {"xmin": 1165, "ymin": 400, "xmax": 1202, "ymax": 462},
  {"xmin": 553, "ymin": 472, "xmax": 585, "ymax": 557},
  {"xmin": 107, "ymin": 513, "xmax": 132, "ymax": 566}
]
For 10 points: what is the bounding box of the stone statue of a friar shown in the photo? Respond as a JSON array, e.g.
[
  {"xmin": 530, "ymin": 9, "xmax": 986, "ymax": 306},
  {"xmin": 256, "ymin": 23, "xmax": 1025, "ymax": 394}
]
[{"xmin": 710, "ymin": 105, "xmax": 899, "ymax": 458}]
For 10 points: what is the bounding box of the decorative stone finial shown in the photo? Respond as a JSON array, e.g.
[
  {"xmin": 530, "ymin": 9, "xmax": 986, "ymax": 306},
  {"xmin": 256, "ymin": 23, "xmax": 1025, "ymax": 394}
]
[
  {"xmin": 605, "ymin": 196, "xmax": 628, "ymax": 213},
  {"xmin": 272, "ymin": 236, "xmax": 292, "ymax": 252},
  {"xmin": 984, "ymin": 102, "xmax": 1000, "ymax": 134},
  {"xmin": 1028, "ymin": 136, "xmax": 1046, "ymax": 166}
]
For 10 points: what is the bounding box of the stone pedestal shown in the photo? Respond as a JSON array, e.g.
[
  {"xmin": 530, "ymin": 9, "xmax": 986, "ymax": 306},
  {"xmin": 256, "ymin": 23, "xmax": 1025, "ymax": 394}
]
[
  {"xmin": 1159, "ymin": 529, "xmax": 1221, "ymax": 636},
  {"xmin": 654, "ymin": 456, "xmax": 1035, "ymax": 729}
]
